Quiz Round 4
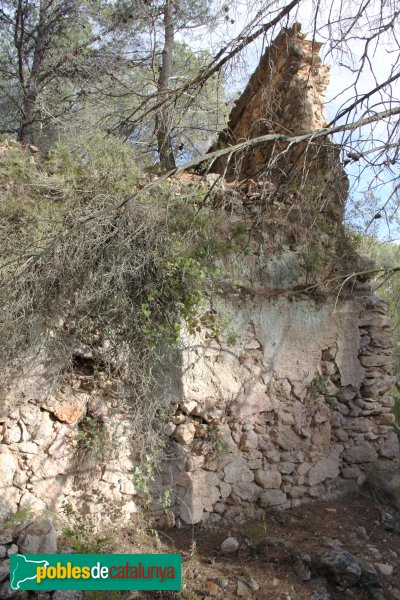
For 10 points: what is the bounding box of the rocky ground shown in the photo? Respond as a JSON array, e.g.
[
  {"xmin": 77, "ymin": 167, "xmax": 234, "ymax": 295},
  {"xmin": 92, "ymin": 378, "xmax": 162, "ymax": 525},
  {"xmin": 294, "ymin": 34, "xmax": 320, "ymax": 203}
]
[
  {"xmin": 153, "ymin": 494, "xmax": 400, "ymax": 600},
  {"xmin": 1, "ymin": 493, "xmax": 399, "ymax": 600}
]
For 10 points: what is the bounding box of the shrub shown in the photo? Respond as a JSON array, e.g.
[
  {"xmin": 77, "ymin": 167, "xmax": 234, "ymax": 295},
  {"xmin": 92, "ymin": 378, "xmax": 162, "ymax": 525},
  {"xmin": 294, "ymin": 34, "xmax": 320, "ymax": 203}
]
[{"xmin": 0, "ymin": 136, "xmax": 230, "ymax": 456}]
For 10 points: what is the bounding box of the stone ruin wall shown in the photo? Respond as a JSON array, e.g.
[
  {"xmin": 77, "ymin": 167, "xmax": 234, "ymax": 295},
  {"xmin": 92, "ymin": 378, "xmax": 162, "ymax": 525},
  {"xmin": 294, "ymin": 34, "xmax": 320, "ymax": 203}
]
[
  {"xmin": 1, "ymin": 24, "xmax": 399, "ymax": 528},
  {"xmin": 1, "ymin": 278, "xmax": 398, "ymax": 527},
  {"xmin": 161, "ymin": 291, "xmax": 399, "ymax": 525},
  {"xmin": 211, "ymin": 23, "xmax": 348, "ymax": 226}
]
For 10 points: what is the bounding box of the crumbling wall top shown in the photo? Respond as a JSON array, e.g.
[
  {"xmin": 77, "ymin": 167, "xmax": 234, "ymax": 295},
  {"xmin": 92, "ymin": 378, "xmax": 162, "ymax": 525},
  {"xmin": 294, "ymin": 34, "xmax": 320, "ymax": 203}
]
[{"xmin": 211, "ymin": 23, "xmax": 333, "ymax": 183}]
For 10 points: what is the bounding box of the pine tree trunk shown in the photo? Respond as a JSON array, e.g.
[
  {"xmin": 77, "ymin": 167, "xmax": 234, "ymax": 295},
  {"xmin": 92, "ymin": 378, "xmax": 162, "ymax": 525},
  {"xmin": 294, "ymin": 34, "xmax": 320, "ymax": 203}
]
[
  {"xmin": 17, "ymin": 0, "xmax": 47, "ymax": 145},
  {"xmin": 19, "ymin": 87, "xmax": 38, "ymax": 144},
  {"xmin": 155, "ymin": 0, "xmax": 176, "ymax": 171}
]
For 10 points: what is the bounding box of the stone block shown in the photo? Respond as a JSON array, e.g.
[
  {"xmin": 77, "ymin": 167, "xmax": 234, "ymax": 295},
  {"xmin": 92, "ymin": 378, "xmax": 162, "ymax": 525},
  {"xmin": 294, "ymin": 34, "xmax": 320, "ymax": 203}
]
[
  {"xmin": 235, "ymin": 383, "xmax": 272, "ymax": 419},
  {"xmin": 270, "ymin": 426, "xmax": 302, "ymax": 451},
  {"xmin": 240, "ymin": 429, "xmax": 258, "ymax": 451},
  {"xmin": 379, "ymin": 432, "xmax": 400, "ymax": 459},
  {"xmin": 174, "ymin": 422, "xmax": 196, "ymax": 445},
  {"xmin": 308, "ymin": 447, "xmax": 341, "ymax": 486},
  {"xmin": 232, "ymin": 481, "xmax": 261, "ymax": 502},
  {"xmin": 343, "ymin": 443, "xmax": 378, "ymax": 463},
  {"xmin": 223, "ymin": 456, "xmax": 253, "ymax": 484},
  {"xmin": 0, "ymin": 446, "xmax": 17, "ymax": 486},
  {"xmin": 259, "ymin": 489, "xmax": 286, "ymax": 507},
  {"xmin": 254, "ymin": 468, "xmax": 282, "ymax": 489},
  {"xmin": 18, "ymin": 518, "xmax": 57, "ymax": 554}
]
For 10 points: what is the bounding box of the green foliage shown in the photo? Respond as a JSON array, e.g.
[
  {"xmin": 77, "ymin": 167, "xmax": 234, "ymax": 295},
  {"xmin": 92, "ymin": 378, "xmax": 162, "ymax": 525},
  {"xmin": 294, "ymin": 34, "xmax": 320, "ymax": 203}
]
[
  {"xmin": 243, "ymin": 521, "xmax": 268, "ymax": 556},
  {"xmin": 75, "ymin": 416, "xmax": 108, "ymax": 455},
  {"xmin": 0, "ymin": 139, "xmax": 238, "ymax": 459},
  {"xmin": 60, "ymin": 502, "xmax": 109, "ymax": 554},
  {"xmin": 0, "ymin": 144, "xmax": 69, "ymax": 240},
  {"xmin": 160, "ymin": 488, "xmax": 173, "ymax": 514},
  {"xmin": 47, "ymin": 135, "xmax": 139, "ymax": 197},
  {"xmin": 133, "ymin": 453, "xmax": 173, "ymax": 515},
  {"xmin": 141, "ymin": 255, "xmax": 209, "ymax": 343},
  {"xmin": 5, "ymin": 506, "xmax": 32, "ymax": 526},
  {"xmin": 168, "ymin": 41, "xmax": 229, "ymax": 159},
  {"xmin": 226, "ymin": 330, "xmax": 239, "ymax": 346},
  {"xmin": 208, "ymin": 426, "xmax": 229, "ymax": 457},
  {"xmin": 308, "ymin": 375, "xmax": 329, "ymax": 400},
  {"xmin": 133, "ymin": 453, "xmax": 156, "ymax": 500}
]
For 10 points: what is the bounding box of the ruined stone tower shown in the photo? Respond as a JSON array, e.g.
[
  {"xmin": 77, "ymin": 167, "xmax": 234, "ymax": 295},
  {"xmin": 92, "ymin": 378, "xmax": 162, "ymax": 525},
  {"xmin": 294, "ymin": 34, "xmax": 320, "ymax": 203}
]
[{"xmin": 0, "ymin": 25, "xmax": 398, "ymax": 527}]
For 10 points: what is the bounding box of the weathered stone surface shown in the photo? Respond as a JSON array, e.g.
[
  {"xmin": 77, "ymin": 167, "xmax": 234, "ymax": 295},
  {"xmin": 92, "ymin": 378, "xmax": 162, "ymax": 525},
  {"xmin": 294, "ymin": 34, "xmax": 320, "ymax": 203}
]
[
  {"xmin": 240, "ymin": 430, "xmax": 258, "ymax": 451},
  {"xmin": 19, "ymin": 404, "xmax": 41, "ymax": 427},
  {"xmin": 19, "ymin": 491, "xmax": 47, "ymax": 513},
  {"xmin": 220, "ymin": 537, "xmax": 239, "ymax": 554},
  {"xmin": 0, "ymin": 530, "xmax": 12, "ymax": 545},
  {"xmin": 341, "ymin": 467, "xmax": 362, "ymax": 479},
  {"xmin": 235, "ymin": 383, "xmax": 272, "ymax": 418},
  {"xmin": 0, "ymin": 27, "xmax": 398, "ymax": 532},
  {"xmin": 288, "ymin": 485, "xmax": 307, "ymax": 499},
  {"xmin": 18, "ymin": 442, "xmax": 38, "ymax": 454},
  {"xmin": 47, "ymin": 425, "xmax": 69, "ymax": 458},
  {"xmin": 362, "ymin": 375, "xmax": 396, "ymax": 396},
  {"xmin": 359, "ymin": 560, "xmax": 380, "ymax": 588},
  {"xmin": 120, "ymin": 500, "xmax": 138, "ymax": 517},
  {"xmin": 0, "ymin": 447, "xmax": 17, "ymax": 486},
  {"xmin": 360, "ymin": 355, "xmax": 393, "ymax": 368},
  {"xmin": 3, "ymin": 423, "xmax": 21, "ymax": 444},
  {"xmin": 236, "ymin": 580, "xmax": 251, "ymax": 596},
  {"xmin": 120, "ymin": 480, "xmax": 137, "ymax": 495},
  {"xmin": 375, "ymin": 563, "xmax": 393, "ymax": 576},
  {"xmin": 53, "ymin": 592, "xmax": 83, "ymax": 600},
  {"xmin": 163, "ymin": 422, "xmax": 176, "ymax": 436},
  {"xmin": 18, "ymin": 519, "xmax": 57, "ymax": 554},
  {"xmin": 174, "ymin": 423, "xmax": 196, "ymax": 445},
  {"xmin": 0, "ymin": 580, "xmax": 13, "ymax": 600},
  {"xmin": 0, "ymin": 560, "xmax": 10, "ymax": 584},
  {"xmin": 308, "ymin": 447, "xmax": 341, "ymax": 486},
  {"xmin": 279, "ymin": 462, "xmax": 295, "ymax": 474},
  {"xmin": 223, "ymin": 455, "xmax": 253, "ymax": 484},
  {"xmin": 259, "ymin": 489, "xmax": 286, "ymax": 507},
  {"xmin": 379, "ymin": 432, "xmax": 400, "ymax": 459},
  {"xmin": 336, "ymin": 313, "xmax": 366, "ymax": 388},
  {"xmin": 181, "ymin": 399, "xmax": 197, "ymax": 414},
  {"xmin": 19, "ymin": 421, "xmax": 31, "ymax": 442},
  {"xmin": 35, "ymin": 411, "xmax": 55, "ymax": 441},
  {"xmin": 292, "ymin": 550, "xmax": 312, "ymax": 581},
  {"xmin": 215, "ymin": 424, "xmax": 237, "ymax": 453},
  {"xmin": 205, "ymin": 581, "xmax": 220, "ymax": 596},
  {"xmin": 322, "ymin": 348, "xmax": 337, "ymax": 361},
  {"xmin": 48, "ymin": 400, "xmax": 85, "ymax": 424},
  {"xmin": 343, "ymin": 443, "xmax": 378, "ymax": 463},
  {"xmin": 254, "ymin": 468, "xmax": 282, "ymax": 489},
  {"xmin": 318, "ymin": 550, "xmax": 362, "ymax": 587},
  {"xmin": 178, "ymin": 471, "xmax": 220, "ymax": 524},
  {"xmin": 218, "ymin": 480, "xmax": 232, "ymax": 499},
  {"xmin": 101, "ymin": 470, "xmax": 121, "ymax": 485},
  {"xmin": 7, "ymin": 544, "xmax": 17, "ymax": 556},
  {"xmin": 270, "ymin": 426, "xmax": 302, "ymax": 451},
  {"xmin": 232, "ymin": 481, "xmax": 261, "ymax": 502}
]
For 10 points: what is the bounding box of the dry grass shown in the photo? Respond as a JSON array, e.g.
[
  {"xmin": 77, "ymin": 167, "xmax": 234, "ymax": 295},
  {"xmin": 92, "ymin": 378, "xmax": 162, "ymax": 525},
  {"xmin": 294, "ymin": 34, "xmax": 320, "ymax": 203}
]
[{"xmin": 0, "ymin": 138, "xmax": 226, "ymax": 457}]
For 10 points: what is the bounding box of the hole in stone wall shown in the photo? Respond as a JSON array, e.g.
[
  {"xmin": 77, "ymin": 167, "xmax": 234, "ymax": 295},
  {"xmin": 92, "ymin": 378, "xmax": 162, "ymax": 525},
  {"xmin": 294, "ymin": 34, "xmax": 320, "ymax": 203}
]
[{"xmin": 71, "ymin": 355, "xmax": 96, "ymax": 376}]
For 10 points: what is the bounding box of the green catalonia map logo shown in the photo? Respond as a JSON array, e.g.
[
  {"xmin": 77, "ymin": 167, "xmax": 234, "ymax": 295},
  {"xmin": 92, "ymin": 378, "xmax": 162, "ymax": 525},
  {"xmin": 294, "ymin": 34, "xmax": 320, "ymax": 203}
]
[{"xmin": 10, "ymin": 554, "xmax": 181, "ymax": 591}]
